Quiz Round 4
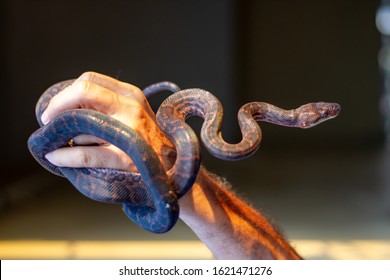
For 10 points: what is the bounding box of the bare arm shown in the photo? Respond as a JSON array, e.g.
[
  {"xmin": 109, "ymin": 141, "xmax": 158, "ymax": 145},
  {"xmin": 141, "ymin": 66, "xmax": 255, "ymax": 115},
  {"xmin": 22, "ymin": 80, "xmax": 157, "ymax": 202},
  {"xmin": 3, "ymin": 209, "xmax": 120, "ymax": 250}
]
[
  {"xmin": 42, "ymin": 71, "xmax": 301, "ymax": 260},
  {"xmin": 180, "ymin": 167, "xmax": 301, "ymax": 259}
]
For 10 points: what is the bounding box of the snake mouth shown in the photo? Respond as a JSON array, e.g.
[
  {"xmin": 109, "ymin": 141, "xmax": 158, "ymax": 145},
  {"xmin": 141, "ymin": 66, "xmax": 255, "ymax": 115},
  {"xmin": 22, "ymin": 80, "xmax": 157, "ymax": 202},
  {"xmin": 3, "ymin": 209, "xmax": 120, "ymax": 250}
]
[{"xmin": 329, "ymin": 103, "xmax": 341, "ymax": 118}]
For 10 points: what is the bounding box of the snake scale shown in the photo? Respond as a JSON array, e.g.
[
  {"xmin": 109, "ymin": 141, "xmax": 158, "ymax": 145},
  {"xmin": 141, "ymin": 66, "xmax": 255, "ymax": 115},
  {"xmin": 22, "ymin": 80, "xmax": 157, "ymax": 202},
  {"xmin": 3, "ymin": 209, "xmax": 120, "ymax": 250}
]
[{"xmin": 28, "ymin": 80, "xmax": 340, "ymax": 233}]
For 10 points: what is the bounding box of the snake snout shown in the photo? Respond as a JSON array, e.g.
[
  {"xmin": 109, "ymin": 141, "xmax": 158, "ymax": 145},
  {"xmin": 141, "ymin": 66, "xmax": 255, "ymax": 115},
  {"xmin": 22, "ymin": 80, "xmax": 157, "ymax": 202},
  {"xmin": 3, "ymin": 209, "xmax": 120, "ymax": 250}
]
[
  {"xmin": 315, "ymin": 102, "xmax": 341, "ymax": 120},
  {"xmin": 326, "ymin": 103, "xmax": 341, "ymax": 118},
  {"xmin": 298, "ymin": 102, "xmax": 341, "ymax": 128}
]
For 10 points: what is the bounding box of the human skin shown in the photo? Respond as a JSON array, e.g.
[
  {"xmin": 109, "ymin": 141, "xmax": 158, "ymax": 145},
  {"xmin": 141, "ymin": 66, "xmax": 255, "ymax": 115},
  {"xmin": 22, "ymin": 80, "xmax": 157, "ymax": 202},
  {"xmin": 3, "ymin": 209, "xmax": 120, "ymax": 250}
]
[{"xmin": 42, "ymin": 72, "xmax": 301, "ymax": 260}]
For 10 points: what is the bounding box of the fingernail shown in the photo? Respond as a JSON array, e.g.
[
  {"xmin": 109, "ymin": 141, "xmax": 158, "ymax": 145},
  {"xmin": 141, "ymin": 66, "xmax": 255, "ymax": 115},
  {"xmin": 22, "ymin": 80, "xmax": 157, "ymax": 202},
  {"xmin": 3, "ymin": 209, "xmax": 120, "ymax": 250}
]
[
  {"xmin": 45, "ymin": 152, "xmax": 55, "ymax": 164},
  {"xmin": 41, "ymin": 110, "xmax": 49, "ymax": 125}
]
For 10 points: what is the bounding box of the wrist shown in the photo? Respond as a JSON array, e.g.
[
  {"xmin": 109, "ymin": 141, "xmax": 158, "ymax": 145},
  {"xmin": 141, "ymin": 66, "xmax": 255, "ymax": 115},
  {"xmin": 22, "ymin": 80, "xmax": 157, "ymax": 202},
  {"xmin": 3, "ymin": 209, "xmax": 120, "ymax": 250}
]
[{"xmin": 178, "ymin": 166, "xmax": 230, "ymax": 229}]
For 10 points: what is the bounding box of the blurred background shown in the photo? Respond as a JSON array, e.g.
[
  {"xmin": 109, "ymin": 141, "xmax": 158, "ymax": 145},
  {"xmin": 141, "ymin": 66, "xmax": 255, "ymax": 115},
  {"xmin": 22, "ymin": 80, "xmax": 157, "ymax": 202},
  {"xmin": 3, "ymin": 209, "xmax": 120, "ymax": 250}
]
[{"xmin": 1, "ymin": 0, "xmax": 390, "ymax": 259}]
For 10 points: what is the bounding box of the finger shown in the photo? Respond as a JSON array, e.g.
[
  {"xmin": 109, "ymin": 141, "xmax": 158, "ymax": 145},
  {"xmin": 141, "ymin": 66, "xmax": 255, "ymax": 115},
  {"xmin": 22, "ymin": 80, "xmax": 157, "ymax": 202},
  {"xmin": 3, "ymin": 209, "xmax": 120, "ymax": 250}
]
[
  {"xmin": 42, "ymin": 78, "xmax": 135, "ymax": 125},
  {"xmin": 72, "ymin": 135, "xmax": 107, "ymax": 146},
  {"xmin": 41, "ymin": 73, "xmax": 155, "ymax": 125},
  {"xmin": 77, "ymin": 71, "xmax": 156, "ymax": 117},
  {"xmin": 77, "ymin": 72, "xmax": 143, "ymax": 100},
  {"xmin": 45, "ymin": 145, "xmax": 137, "ymax": 172},
  {"xmin": 77, "ymin": 72, "xmax": 157, "ymax": 119}
]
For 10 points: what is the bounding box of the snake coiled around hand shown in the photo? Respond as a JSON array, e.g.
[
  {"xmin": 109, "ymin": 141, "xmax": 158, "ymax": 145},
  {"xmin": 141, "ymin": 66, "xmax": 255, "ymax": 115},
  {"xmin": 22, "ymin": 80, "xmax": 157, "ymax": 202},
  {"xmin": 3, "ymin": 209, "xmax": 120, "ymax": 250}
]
[{"xmin": 28, "ymin": 80, "xmax": 340, "ymax": 233}]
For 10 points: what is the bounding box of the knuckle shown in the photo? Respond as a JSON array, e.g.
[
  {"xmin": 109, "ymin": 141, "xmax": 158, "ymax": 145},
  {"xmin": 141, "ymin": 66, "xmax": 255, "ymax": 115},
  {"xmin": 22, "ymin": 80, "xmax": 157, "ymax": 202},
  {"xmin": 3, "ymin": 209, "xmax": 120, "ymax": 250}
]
[
  {"xmin": 77, "ymin": 80, "xmax": 91, "ymax": 94},
  {"xmin": 132, "ymin": 95, "xmax": 149, "ymax": 113},
  {"xmin": 74, "ymin": 80, "xmax": 96, "ymax": 103},
  {"xmin": 106, "ymin": 92, "xmax": 121, "ymax": 115},
  {"xmin": 137, "ymin": 95, "xmax": 148, "ymax": 107},
  {"xmin": 75, "ymin": 148, "xmax": 108, "ymax": 168},
  {"xmin": 121, "ymin": 82, "xmax": 145, "ymax": 101},
  {"xmin": 124, "ymin": 83, "xmax": 142, "ymax": 94},
  {"xmin": 79, "ymin": 150, "xmax": 92, "ymax": 166},
  {"xmin": 79, "ymin": 71, "xmax": 98, "ymax": 82}
]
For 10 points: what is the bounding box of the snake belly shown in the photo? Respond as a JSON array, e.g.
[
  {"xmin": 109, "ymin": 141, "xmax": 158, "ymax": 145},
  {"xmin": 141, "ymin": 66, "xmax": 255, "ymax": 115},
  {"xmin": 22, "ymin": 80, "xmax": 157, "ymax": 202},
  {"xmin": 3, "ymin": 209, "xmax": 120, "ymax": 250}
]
[{"xmin": 28, "ymin": 80, "xmax": 340, "ymax": 233}]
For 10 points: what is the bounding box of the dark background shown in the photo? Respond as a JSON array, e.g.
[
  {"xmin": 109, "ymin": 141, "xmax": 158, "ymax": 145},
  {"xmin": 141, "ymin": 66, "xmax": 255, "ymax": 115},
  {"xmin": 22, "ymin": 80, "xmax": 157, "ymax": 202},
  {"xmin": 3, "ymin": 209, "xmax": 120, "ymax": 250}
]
[
  {"xmin": 0, "ymin": 0, "xmax": 382, "ymax": 178},
  {"xmin": 1, "ymin": 0, "xmax": 389, "ymax": 253}
]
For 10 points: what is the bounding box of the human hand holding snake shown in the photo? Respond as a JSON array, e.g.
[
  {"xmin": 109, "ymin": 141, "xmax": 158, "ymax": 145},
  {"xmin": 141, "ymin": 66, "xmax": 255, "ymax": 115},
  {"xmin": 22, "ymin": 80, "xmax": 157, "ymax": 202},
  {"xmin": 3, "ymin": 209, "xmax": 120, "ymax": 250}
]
[{"xmin": 28, "ymin": 71, "xmax": 340, "ymax": 235}]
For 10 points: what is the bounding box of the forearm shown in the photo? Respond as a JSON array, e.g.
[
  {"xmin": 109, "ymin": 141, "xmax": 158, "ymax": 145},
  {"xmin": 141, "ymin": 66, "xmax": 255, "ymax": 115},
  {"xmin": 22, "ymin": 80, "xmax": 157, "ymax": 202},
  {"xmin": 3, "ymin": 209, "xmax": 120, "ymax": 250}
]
[{"xmin": 179, "ymin": 166, "xmax": 302, "ymax": 260}]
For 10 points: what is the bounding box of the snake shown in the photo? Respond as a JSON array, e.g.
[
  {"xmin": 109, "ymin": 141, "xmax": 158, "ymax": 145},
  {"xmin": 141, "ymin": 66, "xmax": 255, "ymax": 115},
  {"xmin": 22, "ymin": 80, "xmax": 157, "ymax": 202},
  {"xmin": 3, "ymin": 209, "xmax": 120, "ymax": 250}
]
[{"xmin": 27, "ymin": 79, "xmax": 340, "ymax": 233}]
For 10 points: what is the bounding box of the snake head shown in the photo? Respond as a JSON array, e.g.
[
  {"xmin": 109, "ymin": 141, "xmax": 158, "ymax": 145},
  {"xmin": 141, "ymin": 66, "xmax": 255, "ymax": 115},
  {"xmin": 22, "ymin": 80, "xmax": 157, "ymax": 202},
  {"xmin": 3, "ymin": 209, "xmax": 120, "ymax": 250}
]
[{"xmin": 297, "ymin": 102, "xmax": 341, "ymax": 128}]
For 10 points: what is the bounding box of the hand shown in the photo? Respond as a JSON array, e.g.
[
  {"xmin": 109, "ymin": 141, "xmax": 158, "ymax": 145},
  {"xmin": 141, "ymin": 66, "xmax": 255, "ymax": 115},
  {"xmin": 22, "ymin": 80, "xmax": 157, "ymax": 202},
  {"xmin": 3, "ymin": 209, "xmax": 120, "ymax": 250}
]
[{"xmin": 42, "ymin": 72, "xmax": 176, "ymax": 172}]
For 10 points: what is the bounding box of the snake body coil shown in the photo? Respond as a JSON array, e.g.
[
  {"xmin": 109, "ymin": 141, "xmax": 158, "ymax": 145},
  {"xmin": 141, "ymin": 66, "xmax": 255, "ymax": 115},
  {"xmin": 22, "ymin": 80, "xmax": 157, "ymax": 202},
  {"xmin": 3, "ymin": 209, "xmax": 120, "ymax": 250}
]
[{"xmin": 28, "ymin": 80, "xmax": 340, "ymax": 233}]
